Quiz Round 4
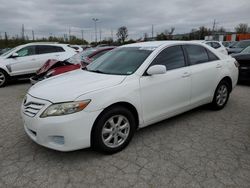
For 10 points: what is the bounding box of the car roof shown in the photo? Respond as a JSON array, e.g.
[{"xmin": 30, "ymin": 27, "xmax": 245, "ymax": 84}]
[{"xmin": 121, "ymin": 41, "xmax": 209, "ymax": 48}]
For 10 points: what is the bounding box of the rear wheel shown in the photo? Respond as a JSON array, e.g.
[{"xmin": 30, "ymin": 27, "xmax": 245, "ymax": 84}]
[
  {"xmin": 0, "ymin": 70, "xmax": 8, "ymax": 87},
  {"xmin": 211, "ymin": 80, "xmax": 230, "ymax": 110},
  {"xmin": 92, "ymin": 106, "xmax": 136, "ymax": 154}
]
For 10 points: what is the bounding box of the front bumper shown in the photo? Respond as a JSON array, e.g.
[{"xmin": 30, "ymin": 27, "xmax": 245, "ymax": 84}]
[{"xmin": 21, "ymin": 94, "xmax": 101, "ymax": 151}]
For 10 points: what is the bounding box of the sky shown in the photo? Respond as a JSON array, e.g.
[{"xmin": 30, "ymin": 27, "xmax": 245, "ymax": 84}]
[{"xmin": 0, "ymin": 0, "xmax": 249, "ymax": 42}]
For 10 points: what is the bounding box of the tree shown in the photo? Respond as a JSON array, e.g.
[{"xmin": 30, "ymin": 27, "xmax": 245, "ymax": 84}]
[
  {"xmin": 156, "ymin": 27, "xmax": 175, "ymax": 40},
  {"xmin": 116, "ymin": 26, "xmax": 128, "ymax": 43},
  {"xmin": 235, "ymin": 23, "xmax": 248, "ymax": 33},
  {"xmin": 217, "ymin": 27, "xmax": 226, "ymax": 33}
]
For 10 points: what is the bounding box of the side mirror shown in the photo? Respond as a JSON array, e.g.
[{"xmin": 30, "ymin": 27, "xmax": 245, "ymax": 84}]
[
  {"xmin": 147, "ymin": 65, "xmax": 167, "ymax": 75},
  {"xmin": 11, "ymin": 53, "xmax": 19, "ymax": 58}
]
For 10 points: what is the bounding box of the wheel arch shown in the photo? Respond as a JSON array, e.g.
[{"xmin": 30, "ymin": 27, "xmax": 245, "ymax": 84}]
[
  {"xmin": 0, "ymin": 68, "xmax": 9, "ymax": 76},
  {"xmin": 220, "ymin": 76, "xmax": 232, "ymax": 93},
  {"xmin": 90, "ymin": 101, "xmax": 140, "ymax": 146}
]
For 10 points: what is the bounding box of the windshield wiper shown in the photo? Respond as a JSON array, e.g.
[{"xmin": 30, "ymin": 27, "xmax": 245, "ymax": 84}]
[{"xmin": 87, "ymin": 69, "xmax": 106, "ymax": 74}]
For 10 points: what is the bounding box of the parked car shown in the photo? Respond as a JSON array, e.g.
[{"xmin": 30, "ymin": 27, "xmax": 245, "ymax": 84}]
[
  {"xmin": 68, "ymin": 45, "xmax": 83, "ymax": 53},
  {"xmin": 203, "ymin": 41, "xmax": 228, "ymax": 55},
  {"xmin": 227, "ymin": 40, "xmax": 250, "ymax": 54},
  {"xmin": 231, "ymin": 46, "xmax": 250, "ymax": 82},
  {"xmin": 222, "ymin": 41, "xmax": 237, "ymax": 49},
  {"xmin": 30, "ymin": 47, "xmax": 115, "ymax": 84},
  {"xmin": 0, "ymin": 43, "xmax": 76, "ymax": 87},
  {"xmin": 21, "ymin": 41, "xmax": 238, "ymax": 153}
]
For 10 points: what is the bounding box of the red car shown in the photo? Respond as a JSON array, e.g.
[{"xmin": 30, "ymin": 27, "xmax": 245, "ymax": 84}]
[{"xmin": 30, "ymin": 47, "xmax": 115, "ymax": 84}]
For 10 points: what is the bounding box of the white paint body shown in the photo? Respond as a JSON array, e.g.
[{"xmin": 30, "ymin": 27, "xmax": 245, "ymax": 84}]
[
  {"xmin": 0, "ymin": 43, "xmax": 76, "ymax": 76},
  {"xmin": 21, "ymin": 41, "xmax": 238, "ymax": 151}
]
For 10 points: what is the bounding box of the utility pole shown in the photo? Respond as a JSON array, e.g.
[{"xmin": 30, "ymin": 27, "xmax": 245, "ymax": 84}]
[
  {"xmin": 21, "ymin": 24, "xmax": 25, "ymax": 40},
  {"xmin": 69, "ymin": 27, "xmax": 71, "ymax": 42},
  {"xmin": 152, "ymin": 24, "xmax": 154, "ymax": 39},
  {"xmin": 81, "ymin": 30, "xmax": 84, "ymax": 44},
  {"xmin": 32, "ymin": 30, "xmax": 35, "ymax": 41},
  {"xmin": 92, "ymin": 18, "xmax": 99, "ymax": 43},
  {"xmin": 99, "ymin": 29, "xmax": 102, "ymax": 42},
  {"xmin": 212, "ymin": 19, "xmax": 219, "ymax": 33},
  {"xmin": 111, "ymin": 28, "xmax": 113, "ymax": 41}
]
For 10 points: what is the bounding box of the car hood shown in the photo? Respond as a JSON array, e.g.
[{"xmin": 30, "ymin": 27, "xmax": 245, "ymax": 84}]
[{"xmin": 28, "ymin": 69, "xmax": 126, "ymax": 103}]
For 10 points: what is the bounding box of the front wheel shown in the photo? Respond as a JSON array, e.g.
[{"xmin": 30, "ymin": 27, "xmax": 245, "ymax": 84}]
[
  {"xmin": 0, "ymin": 70, "xmax": 8, "ymax": 87},
  {"xmin": 92, "ymin": 106, "xmax": 136, "ymax": 154},
  {"xmin": 211, "ymin": 81, "xmax": 230, "ymax": 110}
]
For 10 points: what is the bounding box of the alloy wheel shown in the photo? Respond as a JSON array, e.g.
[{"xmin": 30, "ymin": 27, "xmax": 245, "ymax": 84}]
[
  {"xmin": 0, "ymin": 72, "xmax": 6, "ymax": 86},
  {"xmin": 101, "ymin": 115, "xmax": 130, "ymax": 148},
  {"xmin": 216, "ymin": 84, "xmax": 228, "ymax": 106}
]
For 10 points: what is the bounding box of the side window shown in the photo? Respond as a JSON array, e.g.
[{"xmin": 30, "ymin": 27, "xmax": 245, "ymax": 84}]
[
  {"xmin": 151, "ymin": 46, "xmax": 186, "ymax": 70},
  {"xmin": 185, "ymin": 45, "xmax": 209, "ymax": 65},
  {"xmin": 212, "ymin": 42, "xmax": 221, "ymax": 49},
  {"xmin": 91, "ymin": 50, "xmax": 109, "ymax": 60},
  {"xmin": 37, "ymin": 45, "xmax": 65, "ymax": 54},
  {"xmin": 16, "ymin": 46, "xmax": 36, "ymax": 57},
  {"xmin": 205, "ymin": 42, "xmax": 212, "ymax": 47},
  {"xmin": 206, "ymin": 49, "xmax": 219, "ymax": 61}
]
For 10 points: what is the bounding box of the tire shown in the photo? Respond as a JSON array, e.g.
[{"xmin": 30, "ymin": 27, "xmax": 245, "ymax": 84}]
[
  {"xmin": 211, "ymin": 80, "xmax": 230, "ymax": 110},
  {"xmin": 0, "ymin": 70, "xmax": 8, "ymax": 87},
  {"xmin": 92, "ymin": 106, "xmax": 136, "ymax": 154}
]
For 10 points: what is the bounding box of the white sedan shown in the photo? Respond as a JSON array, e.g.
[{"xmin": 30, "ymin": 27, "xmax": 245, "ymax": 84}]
[{"xmin": 21, "ymin": 41, "xmax": 238, "ymax": 153}]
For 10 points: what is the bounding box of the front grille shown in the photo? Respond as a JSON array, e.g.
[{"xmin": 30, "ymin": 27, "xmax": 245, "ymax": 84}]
[{"xmin": 23, "ymin": 102, "xmax": 44, "ymax": 117}]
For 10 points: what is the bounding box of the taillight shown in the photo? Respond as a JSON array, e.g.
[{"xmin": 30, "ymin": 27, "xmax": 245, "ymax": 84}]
[{"xmin": 234, "ymin": 60, "xmax": 240, "ymax": 68}]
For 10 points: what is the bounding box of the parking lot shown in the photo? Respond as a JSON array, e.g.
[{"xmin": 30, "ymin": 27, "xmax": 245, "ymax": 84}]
[{"xmin": 0, "ymin": 82, "xmax": 249, "ymax": 188}]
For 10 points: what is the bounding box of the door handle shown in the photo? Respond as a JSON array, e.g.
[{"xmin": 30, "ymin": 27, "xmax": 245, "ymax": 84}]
[
  {"xmin": 216, "ymin": 64, "xmax": 222, "ymax": 68},
  {"xmin": 31, "ymin": 58, "xmax": 36, "ymax": 61},
  {"xmin": 182, "ymin": 72, "xmax": 191, "ymax": 78}
]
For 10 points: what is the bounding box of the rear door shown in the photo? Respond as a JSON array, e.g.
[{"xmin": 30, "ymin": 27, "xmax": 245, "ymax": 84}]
[
  {"xmin": 35, "ymin": 45, "xmax": 66, "ymax": 70},
  {"xmin": 183, "ymin": 44, "xmax": 221, "ymax": 106},
  {"xmin": 140, "ymin": 45, "xmax": 191, "ymax": 124}
]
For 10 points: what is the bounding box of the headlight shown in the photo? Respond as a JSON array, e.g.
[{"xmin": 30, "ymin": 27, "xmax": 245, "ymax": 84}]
[{"xmin": 40, "ymin": 100, "xmax": 91, "ymax": 118}]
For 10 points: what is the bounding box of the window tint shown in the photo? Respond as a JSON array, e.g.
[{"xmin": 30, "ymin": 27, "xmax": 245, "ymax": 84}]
[
  {"xmin": 151, "ymin": 46, "xmax": 185, "ymax": 70},
  {"xmin": 16, "ymin": 46, "xmax": 36, "ymax": 57},
  {"xmin": 206, "ymin": 49, "xmax": 219, "ymax": 61},
  {"xmin": 185, "ymin": 45, "xmax": 209, "ymax": 65},
  {"xmin": 212, "ymin": 42, "xmax": 221, "ymax": 49},
  {"xmin": 37, "ymin": 45, "xmax": 65, "ymax": 54}
]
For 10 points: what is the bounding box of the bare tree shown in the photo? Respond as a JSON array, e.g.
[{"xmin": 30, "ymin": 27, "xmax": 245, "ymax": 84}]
[
  {"xmin": 117, "ymin": 26, "xmax": 128, "ymax": 43},
  {"xmin": 164, "ymin": 27, "xmax": 175, "ymax": 39},
  {"xmin": 235, "ymin": 23, "xmax": 248, "ymax": 33}
]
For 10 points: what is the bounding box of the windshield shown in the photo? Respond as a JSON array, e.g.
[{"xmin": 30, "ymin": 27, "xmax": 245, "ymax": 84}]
[
  {"xmin": 233, "ymin": 41, "xmax": 250, "ymax": 49},
  {"xmin": 240, "ymin": 46, "xmax": 250, "ymax": 54},
  {"xmin": 67, "ymin": 48, "xmax": 96, "ymax": 64},
  {"xmin": 0, "ymin": 47, "xmax": 17, "ymax": 57},
  {"xmin": 86, "ymin": 47, "xmax": 153, "ymax": 75}
]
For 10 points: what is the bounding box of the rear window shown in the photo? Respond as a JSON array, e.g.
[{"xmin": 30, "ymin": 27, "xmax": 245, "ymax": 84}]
[
  {"xmin": 206, "ymin": 49, "xmax": 219, "ymax": 61},
  {"xmin": 37, "ymin": 45, "xmax": 65, "ymax": 54},
  {"xmin": 185, "ymin": 45, "xmax": 209, "ymax": 65}
]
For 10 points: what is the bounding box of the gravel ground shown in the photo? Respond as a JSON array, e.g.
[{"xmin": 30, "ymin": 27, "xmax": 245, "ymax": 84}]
[{"xmin": 0, "ymin": 81, "xmax": 250, "ymax": 188}]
